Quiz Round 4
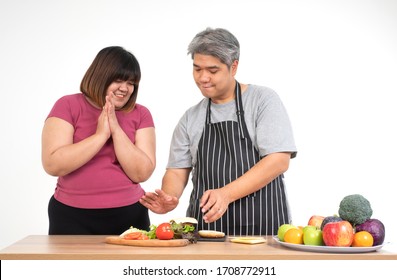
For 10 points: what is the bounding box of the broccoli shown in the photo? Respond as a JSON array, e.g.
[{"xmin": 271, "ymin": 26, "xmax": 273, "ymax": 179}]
[{"xmin": 338, "ymin": 194, "xmax": 373, "ymax": 226}]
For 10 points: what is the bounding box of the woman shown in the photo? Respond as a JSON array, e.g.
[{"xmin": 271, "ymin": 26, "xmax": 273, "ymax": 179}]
[{"xmin": 42, "ymin": 46, "xmax": 156, "ymax": 235}]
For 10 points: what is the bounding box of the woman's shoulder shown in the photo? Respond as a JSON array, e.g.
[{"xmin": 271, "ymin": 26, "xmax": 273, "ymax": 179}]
[
  {"xmin": 47, "ymin": 93, "xmax": 86, "ymax": 123},
  {"xmin": 53, "ymin": 93, "xmax": 85, "ymax": 105},
  {"xmin": 133, "ymin": 103, "xmax": 152, "ymax": 116},
  {"xmin": 131, "ymin": 103, "xmax": 154, "ymax": 126},
  {"xmin": 134, "ymin": 103, "xmax": 149, "ymax": 110}
]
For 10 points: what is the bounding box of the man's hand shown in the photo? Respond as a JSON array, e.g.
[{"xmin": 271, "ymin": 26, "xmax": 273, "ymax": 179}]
[
  {"xmin": 200, "ymin": 188, "xmax": 230, "ymax": 223},
  {"xmin": 140, "ymin": 189, "xmax": 179, "ymax": 214}
]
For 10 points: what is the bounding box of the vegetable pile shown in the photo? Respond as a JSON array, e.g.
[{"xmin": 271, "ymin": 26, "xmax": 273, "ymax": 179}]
[
  {"xmin": 338, "ymin": 194, "xmax": 385, "ymax": 246},
  {"xmin": 278, "ymin": 193, "xmax": 386, "ymax": 247},
  {"xmin": 120, "ymin": 218, "xmax": 198, "ymax": 243}
]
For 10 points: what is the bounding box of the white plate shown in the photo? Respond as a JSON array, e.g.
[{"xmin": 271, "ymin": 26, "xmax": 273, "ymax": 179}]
[{"xmin": 273, "ymin": 236, "xmax": 384, "ymax": 253}]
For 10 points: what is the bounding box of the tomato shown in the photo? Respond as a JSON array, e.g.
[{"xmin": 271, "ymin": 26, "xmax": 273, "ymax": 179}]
[
  {"xmin": 137, "ymin": 233, "xmax": 149, "ymax": 240},
  {"xmin": 155, "ymin": 222, "xmax": 174, "ymax": 240},
  {"xmin": 124, "ymin": 232, "xmax": 143, "ymax": 240},
  {"xmin": 124, "ymin": 232, "xmax": 149, "ymax": 240}
]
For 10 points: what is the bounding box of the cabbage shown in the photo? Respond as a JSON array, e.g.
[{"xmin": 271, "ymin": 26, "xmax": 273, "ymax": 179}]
[{"xmin": 355, "ymin": 218, "xmax": 385, "ymax": 246}]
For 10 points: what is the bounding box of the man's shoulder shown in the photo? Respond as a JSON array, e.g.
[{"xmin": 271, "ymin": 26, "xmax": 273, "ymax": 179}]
[
  {"xmin": 245, "ymin": 84, "xmax": 280, "ymax": 103},
  {"xmin": 247, "ymin": 84, "xmax": 277, "ymax": 95},
  {"xmin": 177, "ymin": 98, "xmax": 207, "ymax": 129},
  {"xmin": 184, "ymin": 98, "xmax": 207, "ymax": 115}
]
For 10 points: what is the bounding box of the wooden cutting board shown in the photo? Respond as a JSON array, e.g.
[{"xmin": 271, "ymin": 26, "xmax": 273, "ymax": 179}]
[{"xmin": 105, "ymin": 236, "xmax": 190, "ymax": 247}]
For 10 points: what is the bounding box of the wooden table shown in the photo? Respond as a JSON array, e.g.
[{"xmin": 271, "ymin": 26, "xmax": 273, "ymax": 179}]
[{"xmin": 0, "ymin": 235, "xmax": 396, "ymax": 260}]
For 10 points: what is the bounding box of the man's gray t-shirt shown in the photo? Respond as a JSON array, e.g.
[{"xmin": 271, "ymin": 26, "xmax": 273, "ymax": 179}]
[{"xmin": 167, "ymin": 84, "xmax": 297, "ymax": 169}]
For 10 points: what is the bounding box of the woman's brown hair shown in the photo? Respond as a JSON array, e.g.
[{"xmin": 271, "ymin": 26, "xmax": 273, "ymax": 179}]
[{"xmin": 80, "ymin": 46, "xmax": 141, "ymax": 112}]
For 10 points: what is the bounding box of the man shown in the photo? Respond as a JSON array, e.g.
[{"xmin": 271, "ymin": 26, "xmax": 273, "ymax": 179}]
[{"xmin": 140, "ymin": 27, "xmax": 297, "ymax": 235}]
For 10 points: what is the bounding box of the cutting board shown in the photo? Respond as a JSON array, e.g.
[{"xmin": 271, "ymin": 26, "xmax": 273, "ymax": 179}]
[{"xmin": 105, "ymin": 236, "xmax": 190, "ymax": 247}]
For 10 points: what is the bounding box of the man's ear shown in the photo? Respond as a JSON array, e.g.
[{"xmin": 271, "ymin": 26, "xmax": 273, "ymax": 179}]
[{"xmin": 231, "ymin": 60, "xmax": 239, "ymax": 75}]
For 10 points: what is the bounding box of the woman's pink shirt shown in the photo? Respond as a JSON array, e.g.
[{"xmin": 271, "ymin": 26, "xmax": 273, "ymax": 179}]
[{"xmin": 46, "ymin": 93, "xmax": 154, "ymax": 209}]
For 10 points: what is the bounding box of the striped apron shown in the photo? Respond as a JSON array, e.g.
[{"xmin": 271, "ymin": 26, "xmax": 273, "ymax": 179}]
[{"xmin": 187, "ymin": 82, "xmax": 291, "ymax": 236}]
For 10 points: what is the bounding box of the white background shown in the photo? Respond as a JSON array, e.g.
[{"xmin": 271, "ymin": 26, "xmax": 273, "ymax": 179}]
[{"xmin": 1, "ymin": 0, "xmax": 396, "ymax": 251}]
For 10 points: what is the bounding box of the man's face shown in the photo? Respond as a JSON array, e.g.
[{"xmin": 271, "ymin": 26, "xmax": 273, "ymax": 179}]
[{"xmin": 192, "ymin": 53, "xmax": 238, "ymax": 104}]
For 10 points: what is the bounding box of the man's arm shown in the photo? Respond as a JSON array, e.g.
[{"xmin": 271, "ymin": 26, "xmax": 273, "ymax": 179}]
[{"xmin": 140, "ymin": 168, "xmax": 191, "ymax": 214}]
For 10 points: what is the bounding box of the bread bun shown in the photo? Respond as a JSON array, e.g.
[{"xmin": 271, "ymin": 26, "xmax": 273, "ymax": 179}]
[
  {"xmin": 119, "ymin": 227, "xmax": 143, "ymax": 237},
  {"xmin": 198, "ymin": 230, "xmax": 225, "ymax": 238},
  {"xmin": 170, "ymin": 217, "xmax": 198, "ymax": 224}
]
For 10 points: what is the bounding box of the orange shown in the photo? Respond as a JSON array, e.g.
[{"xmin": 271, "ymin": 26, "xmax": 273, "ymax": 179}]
[
  {"xmin": 284, "ymin": 227, "xmax": 304, "ymax": 244},
  {"xmin": 352, "ymin": 231, "xmax": 374, "ymax": 247},
  {"xmin": 297, "ymin": 225, "xmax": 304, "ymax": 231}
]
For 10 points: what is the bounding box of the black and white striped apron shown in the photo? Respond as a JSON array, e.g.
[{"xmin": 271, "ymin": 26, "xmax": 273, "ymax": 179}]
[{"xmin": 187, "ymin": 82, "xmax": 290, "ymax": 236}]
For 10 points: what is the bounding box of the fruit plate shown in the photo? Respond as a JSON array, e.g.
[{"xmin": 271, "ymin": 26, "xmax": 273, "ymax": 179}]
[{"xmin": 273, "ymin": 236, "xmax": 384, "ymax": 253}]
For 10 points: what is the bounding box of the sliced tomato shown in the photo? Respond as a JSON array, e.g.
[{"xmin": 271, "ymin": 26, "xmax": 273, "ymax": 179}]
[
  {"xmin": 137, "ymin": 234, "xmax": 149, "ymax": 240},
  {"xmin": 124, "ymin": 232, "xmax": 144, "ymax": 240}
]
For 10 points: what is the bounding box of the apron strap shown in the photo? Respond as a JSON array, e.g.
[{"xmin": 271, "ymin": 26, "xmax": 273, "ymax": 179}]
[
  {"xmin": 206, "ymin": 98, "xmax": 212, "ymax": 125},
  {"xmin": 235, "ymin": 82, "xmax": 250, "ymax": 139}
]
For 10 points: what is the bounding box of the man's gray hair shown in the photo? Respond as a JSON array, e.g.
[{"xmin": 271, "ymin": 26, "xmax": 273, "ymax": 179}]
[{"xmin": 187, "ymin": 27, "xmax": 240, "ymax": 67}]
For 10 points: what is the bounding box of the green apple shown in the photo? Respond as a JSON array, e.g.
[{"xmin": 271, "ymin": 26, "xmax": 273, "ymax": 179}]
[
  {"xmin": 302, "ymin": 225, "xmax": 316, "ymax": 235},
  {"xmin": 303, "ymin": 226, "xmax": 324, "ymax": 246},
  {"xmin": 277, "ymin": 224, "xmax": 296, "ymax": 242}
]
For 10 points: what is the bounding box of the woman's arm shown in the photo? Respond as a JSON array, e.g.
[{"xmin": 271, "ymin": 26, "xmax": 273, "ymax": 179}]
[
  {"xmin": 41, "ymin": 116, "xmax": 109, "ymax": 176},
  {"xmin": 104, "ymin": 95, "xmax": 156, "ymax": 182},
  {"xmin": 111, "ymin": 126, "xmax": 156, "ymax": 183}
]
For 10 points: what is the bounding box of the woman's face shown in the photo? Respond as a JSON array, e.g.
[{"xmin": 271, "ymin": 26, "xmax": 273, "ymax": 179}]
[{"xmin": 106, "ymin": 80, "xmax": 135, "ymax": 109}]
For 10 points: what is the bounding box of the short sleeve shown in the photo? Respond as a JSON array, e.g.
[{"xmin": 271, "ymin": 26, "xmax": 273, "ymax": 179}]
[
  {"xmin": 255, "ymin": 92, "xmax": 297, "ymax": 158},
  {"xmin": 135, "ymin": 104, "xmax": 155, "ymax": 129},
  {"xmin": 46, "ymin": 95, "xmax": 77, "ymax": 126},
  {"xmin": 166, "ymin": 112, "xmax": 193, "ymax": 168}
]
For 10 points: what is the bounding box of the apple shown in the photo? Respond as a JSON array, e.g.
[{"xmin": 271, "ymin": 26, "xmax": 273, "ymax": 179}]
[
  {"xmin": 277, "ymin": 224, "xmax": 296, "ymax": 242},
  {"xmin": 322, "ymin": 221, "xmax": 354, "ymax": 247},
  {"xmin": 302, "ymin": 225, "xmax": 316, "ymax": 235},
  {"xmin": 303, "ymin": 226, "xmax": 324, "ymax": 246},
  {"xmin": 320, "ymin": 215, "xmax": 342, "ymax": 230},
  {"xmin": 307, "ymin": 215, "xmax": 325, "ymax": 229}
]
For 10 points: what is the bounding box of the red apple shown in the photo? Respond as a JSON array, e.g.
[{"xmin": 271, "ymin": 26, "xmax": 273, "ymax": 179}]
[
  {"xmin": 322, "ymin": 221, "xmax": 354, "ymax": 247},
  {"xmin": 307, "ymin": 215, "xmax": 325, "ymax": 229}
]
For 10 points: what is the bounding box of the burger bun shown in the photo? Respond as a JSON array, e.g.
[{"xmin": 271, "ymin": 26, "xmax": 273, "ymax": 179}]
[
  {"xmin": 198, "ymin": 230, "xmax": 225, "ymax": 238},
  {"xmin": 170, "ymin": 217, "xmax": 198, "ymax": 224}
]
